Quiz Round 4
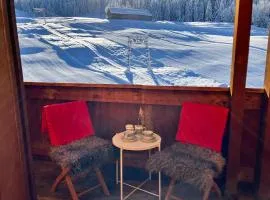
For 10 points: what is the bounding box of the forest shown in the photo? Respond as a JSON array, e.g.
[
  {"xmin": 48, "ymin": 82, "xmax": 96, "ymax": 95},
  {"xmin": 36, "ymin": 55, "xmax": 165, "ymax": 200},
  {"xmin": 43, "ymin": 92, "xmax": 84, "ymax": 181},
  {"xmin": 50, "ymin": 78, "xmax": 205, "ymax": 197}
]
[{"xmin": 15, "ymin": 0, "xmax": 270, "ymax": 27}]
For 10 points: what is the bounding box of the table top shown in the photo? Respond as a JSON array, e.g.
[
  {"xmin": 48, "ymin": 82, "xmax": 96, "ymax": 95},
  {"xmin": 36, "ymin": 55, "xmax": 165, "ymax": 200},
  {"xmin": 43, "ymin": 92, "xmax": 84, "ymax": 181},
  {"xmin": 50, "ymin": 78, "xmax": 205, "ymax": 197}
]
[{"xmin": 112, "ymin": 132, "xmax": 161, "ymax": 151}]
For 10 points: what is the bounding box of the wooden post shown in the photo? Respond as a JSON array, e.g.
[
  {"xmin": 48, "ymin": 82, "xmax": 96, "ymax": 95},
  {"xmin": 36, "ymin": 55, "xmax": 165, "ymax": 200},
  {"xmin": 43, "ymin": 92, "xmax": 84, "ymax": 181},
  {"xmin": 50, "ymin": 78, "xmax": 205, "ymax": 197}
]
[
  {"xmin": 0, "ymin": 0, "xmax": 35, "ymax": 199},
  {"xmin": 226, "ymin": 0, "xmax": 253, "ymax": 196},
  {"xmin": 264, "ymin": 32, "xmax": 270, "ymax": 97},
  {"xmin": 257, "ymin": 31, "xmax": 270, "ymax": 200}
]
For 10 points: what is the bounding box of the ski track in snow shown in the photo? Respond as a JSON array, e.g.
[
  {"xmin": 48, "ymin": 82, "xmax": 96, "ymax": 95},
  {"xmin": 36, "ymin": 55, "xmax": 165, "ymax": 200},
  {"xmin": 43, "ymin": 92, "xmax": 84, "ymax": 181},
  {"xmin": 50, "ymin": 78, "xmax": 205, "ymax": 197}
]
[
  {"xmin": 16, "ymin": 11, "xmax": 268, "ymax": 87},
  {"xmin": 41, "ymin": 23, "xmax": 130, "ymax": 84},
  {"xmin": 42, "ymin": 22, "xmax": 161, "ymax": 85}
]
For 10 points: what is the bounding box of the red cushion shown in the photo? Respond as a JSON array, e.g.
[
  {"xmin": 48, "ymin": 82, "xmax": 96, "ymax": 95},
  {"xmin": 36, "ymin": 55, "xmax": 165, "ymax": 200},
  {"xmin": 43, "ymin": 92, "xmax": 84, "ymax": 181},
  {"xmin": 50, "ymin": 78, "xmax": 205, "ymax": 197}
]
[
  {"xmin": 175, "ymin": 102, "xmax": 229, "ymax": 152},
  {"xmin": 41, "ymin": 101, "xmax": 95, "ymax": 146}
]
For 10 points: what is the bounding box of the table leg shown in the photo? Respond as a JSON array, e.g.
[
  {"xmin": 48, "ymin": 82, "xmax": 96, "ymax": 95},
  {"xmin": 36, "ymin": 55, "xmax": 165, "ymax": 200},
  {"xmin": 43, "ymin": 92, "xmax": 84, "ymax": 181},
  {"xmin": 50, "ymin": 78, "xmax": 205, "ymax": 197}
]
[
  {"xmin": 116, "ymin": 160, "xmax": 119, "ymax": 185},
  {"xmin": 120, "ymin": 149, "xmax": 123, "ymax": 200},
  {"xmin": 158, "ymin": 145, "xmax": 161, "ymax": 200},
  {"xmin": 148, "ymin": 149, "xmax": 152, "ymax": 180}
]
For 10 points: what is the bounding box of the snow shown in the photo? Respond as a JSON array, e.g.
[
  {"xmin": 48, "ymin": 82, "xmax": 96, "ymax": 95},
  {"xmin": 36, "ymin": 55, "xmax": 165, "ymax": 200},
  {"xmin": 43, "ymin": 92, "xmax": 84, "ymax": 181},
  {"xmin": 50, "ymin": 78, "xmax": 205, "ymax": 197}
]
[
  {"xmin": 16, "ymin": 10, "xmax": 268, "ymax": 87},
  {"xmin": 107, "ymin": 8, "xmax": 152, "ymax": 17}
]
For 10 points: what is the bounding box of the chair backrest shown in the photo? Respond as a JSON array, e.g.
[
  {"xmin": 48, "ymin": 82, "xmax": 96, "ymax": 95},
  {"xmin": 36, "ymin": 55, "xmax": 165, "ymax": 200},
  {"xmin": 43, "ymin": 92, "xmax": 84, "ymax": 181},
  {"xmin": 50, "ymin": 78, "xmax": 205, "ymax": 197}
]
[
  {"xmin": 42, "ymin": 101, "xmax": 95, "ymax": 146},
  {"xmin": 175, "ymin": 102, "xmax": 229, "ymax": 152}
]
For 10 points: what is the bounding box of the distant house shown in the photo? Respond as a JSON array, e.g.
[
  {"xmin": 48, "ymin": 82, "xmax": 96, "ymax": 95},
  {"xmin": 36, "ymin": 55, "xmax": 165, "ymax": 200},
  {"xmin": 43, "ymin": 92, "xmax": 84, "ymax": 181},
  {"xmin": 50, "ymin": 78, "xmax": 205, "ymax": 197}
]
[{"xmin": 105, "ymin": 7, "xmax": 152, "ymax": 21}]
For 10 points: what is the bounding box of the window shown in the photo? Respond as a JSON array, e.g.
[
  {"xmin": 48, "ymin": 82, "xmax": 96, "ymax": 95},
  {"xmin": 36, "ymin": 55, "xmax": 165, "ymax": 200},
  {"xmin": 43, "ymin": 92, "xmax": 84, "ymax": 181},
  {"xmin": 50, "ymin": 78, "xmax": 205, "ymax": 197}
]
[
  {"xmin": 246, "ymin": 0, "xmax": 269, "ymax": 88},
  {"xmin": 14, "ymin": 0, "xmax": 268, "ymax": 87}
]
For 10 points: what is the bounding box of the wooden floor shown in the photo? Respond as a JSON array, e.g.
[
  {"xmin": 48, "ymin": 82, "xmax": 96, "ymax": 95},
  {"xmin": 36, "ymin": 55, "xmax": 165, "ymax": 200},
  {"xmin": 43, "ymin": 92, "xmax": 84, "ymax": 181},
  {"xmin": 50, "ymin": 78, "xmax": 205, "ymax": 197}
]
[{"xmin": 33, "ymin": 159, "xmax": 254, "ymax": 200}]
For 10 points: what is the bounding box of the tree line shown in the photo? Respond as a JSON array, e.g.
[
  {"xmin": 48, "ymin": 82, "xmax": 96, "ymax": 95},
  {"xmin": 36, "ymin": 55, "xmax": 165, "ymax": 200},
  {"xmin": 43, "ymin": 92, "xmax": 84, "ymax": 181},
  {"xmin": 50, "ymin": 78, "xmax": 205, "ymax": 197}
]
[{"xmin": 15, "ymin": 0, "xmax": 270, "ymax": 28}]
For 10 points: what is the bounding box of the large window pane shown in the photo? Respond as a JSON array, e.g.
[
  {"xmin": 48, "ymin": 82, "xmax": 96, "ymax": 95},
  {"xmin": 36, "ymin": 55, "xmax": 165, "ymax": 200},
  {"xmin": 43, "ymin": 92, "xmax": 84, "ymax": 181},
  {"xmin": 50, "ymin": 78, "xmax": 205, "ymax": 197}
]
[{"xmin": 14, "ymin": 0, "xmax": 249, "ymax": 87}]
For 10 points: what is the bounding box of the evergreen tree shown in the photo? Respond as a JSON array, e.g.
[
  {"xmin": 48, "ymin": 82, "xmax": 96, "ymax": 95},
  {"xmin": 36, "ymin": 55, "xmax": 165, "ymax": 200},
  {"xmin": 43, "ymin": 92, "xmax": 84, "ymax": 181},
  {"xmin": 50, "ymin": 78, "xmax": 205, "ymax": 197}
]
[
  {"xmin": 14, "ymin": 0, "xmax": 270, "ymax": 28},
  {"xmin": 205, "ymin": 0, "xmax": 213, "ymax": 21}
]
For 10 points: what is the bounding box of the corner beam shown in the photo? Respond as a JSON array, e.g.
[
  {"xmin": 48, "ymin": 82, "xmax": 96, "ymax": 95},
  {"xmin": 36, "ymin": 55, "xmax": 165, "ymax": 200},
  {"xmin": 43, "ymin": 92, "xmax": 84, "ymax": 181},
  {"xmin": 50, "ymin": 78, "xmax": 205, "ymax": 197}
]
[
  {"xmin": 226, "ymin": 0, "xmax": 253, "ymax": 195},
  {"xmin": 257, "ymin": 30, "xmax": 270, "ymax": 200}
]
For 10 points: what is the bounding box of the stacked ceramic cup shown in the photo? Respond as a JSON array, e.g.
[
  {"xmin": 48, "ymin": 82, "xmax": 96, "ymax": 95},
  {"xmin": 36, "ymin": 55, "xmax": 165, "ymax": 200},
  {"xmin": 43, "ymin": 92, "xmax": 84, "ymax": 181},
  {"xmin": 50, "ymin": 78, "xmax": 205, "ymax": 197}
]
[
  {"xmin": 134, "ymin": 124, "xmax": 144, "ymax": 135},
  {"xmin": 123, "ymin": 124, "xmax": 137, "ymax": 142}
]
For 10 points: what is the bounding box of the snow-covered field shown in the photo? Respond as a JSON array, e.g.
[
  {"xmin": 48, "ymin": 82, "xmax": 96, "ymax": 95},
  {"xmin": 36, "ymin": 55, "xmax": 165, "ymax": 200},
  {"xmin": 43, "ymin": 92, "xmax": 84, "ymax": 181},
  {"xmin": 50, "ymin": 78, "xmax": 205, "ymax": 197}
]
[{"xmin": 16, "ymin": 10, "xmax": 268, "ymax": 87}]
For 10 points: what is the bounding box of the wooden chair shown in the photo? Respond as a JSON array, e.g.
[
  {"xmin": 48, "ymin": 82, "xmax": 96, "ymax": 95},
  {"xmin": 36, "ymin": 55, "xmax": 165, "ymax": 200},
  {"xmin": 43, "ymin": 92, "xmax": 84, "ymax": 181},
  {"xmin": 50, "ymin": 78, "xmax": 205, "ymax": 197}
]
[
  {"xmin": 146, "ymin": 102, "xmax": 229, "ymax": 200},
  {"xmin": 42, "ymin": 101, "xmax": 114, "ymax": 200}
]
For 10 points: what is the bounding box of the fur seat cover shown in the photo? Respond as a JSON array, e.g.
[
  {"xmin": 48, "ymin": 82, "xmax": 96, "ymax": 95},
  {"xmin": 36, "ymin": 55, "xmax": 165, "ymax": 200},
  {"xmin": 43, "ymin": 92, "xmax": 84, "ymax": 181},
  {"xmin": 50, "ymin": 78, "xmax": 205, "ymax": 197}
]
[
  {"xmin": 50, "ymin": 136, "xmax": 114, "ymax": 174},
  {"xmin": 146, "ymin": 142, "xmax": 225, "ymax": 192}
]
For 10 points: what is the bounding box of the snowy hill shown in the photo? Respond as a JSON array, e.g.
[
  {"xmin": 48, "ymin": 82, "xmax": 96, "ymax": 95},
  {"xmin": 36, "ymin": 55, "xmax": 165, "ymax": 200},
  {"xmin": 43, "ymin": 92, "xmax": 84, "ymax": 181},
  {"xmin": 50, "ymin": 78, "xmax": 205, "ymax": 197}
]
[{"xmin": 16, "ymin": 10, "xmax": 268, "ymax": 87}]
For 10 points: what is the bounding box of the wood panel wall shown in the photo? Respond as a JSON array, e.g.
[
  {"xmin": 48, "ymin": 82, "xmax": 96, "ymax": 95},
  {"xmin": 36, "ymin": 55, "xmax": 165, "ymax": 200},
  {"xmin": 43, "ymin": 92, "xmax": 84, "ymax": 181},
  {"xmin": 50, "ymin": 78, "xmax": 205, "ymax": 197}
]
[
  {"xmin": 24, "ymin": 84, "xmax": 263, "ymax": 185},
  {"xmin": 1, "ymin": 0, "xmax": 264, "ymax": 197}
]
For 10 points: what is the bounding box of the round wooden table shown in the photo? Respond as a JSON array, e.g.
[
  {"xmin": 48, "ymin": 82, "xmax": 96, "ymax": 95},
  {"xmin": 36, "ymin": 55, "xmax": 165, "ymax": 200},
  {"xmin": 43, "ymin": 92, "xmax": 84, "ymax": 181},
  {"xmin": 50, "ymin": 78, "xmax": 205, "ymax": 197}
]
[{"xmin": 112, "ymin": 132, "xmax": 162, "ymax": 200}]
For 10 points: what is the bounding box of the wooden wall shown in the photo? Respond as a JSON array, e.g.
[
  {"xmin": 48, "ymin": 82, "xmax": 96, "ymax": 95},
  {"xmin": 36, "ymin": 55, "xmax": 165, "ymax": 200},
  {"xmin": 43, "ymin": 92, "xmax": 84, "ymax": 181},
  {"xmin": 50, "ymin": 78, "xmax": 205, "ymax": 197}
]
[
  {"xmin": 25, "ymin": 83, "xmax": 263, "ymax": 183},
  {"xmin": 0, "ymin": 0, "xmax": 263, "ymax": 195}
]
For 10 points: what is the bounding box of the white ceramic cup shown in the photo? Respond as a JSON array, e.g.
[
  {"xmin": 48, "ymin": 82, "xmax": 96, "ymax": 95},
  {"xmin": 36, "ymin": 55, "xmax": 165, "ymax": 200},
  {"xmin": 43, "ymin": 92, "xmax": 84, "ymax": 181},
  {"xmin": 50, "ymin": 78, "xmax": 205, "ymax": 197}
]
[
  {"xmin": 142, "ymin": 130, "xmax": 153, "ymax": 137},
  {"xmin": 125, "ymin": 124, "xmax": 134, "ymax": 131},
  {"xmin": 124, "ymin": 130, "xmax": 135, "ymax": 139},
  {"xmin": 135, "ymin": 125, "xmax": 144, "ymax": 134}
]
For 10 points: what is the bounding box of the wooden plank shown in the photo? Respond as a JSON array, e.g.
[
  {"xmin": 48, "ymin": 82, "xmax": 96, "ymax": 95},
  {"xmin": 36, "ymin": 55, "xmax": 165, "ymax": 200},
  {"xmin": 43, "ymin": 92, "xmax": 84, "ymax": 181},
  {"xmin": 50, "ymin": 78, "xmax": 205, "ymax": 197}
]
[
  {"xmin": 241, "ymin": 110, "xmax": 261, "ymax": 166},
  {"xmin": 245, "ymin": 89, "xmax": 264, "ymax": 110},
  {"xmin": 24, "ymin": 85, "xmax": 263, "ymax": 109},
  {"xmin": 240, "ymin": 110, "xmax": 261, "ymax": 175},
  {"xmin": 226, "ymin": 0, "xmax": 253, "ymax": 195},
  {"xmin": 264, "ymin": 32, "xmax": 270, "ymax": 96},
  {"xmin": 0, "ymin": 0, "xmax": 34, "ymax": 199},
  {"xmin": 257, "ymin": 31, "xmax": 270, "ymax": 199},
  {"xmin": 24, "ymin": 82, "xmax": 230, "ymax": 92},
  {"xmin": 25, "ymin": 86, "xmax": 230, "ymax": 106}
]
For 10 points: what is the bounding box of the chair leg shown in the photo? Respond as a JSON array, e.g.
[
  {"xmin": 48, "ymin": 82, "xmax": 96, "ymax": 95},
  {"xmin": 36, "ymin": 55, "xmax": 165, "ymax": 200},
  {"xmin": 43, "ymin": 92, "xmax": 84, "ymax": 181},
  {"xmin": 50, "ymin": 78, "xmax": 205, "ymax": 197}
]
[
  {"xmin": 202, "ymin": 181, "xmax": 214, "ymax": 200},
  {"xmin": 116, "ymin": 160, "xmax": 119, "ymax": 184},
  {"xmin": 171, "ymin": 195, "xmax": 184, "ymax": 200},
  {"xmin": 212, "ymin": 181, "xmax": 222, "ymax": 199},
  {"xmin": 65, "ymin": 175, "xmax": 79, "ymax": 200},
  {"xmin": 51, "ymin": 167, "xmax": 70, "ymax": 192},
  {"xmin": 165, "ymin": 178, "xmax": 176, "ymax": 200},
  {"xmin": 95, "ymin": 168, "xmax": 110, "ymax": 196}
]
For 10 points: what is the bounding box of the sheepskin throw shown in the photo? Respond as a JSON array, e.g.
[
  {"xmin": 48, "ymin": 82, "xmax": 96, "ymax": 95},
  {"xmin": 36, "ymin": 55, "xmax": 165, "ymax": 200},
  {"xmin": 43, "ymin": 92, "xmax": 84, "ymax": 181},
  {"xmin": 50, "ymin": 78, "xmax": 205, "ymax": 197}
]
[
  {"xmin": 146, "ymin": 142, "xmax": 225, "ymax": 192},
  {"xmin": 50, "ymin": 136, "xmax": 114, "ymax": 175}
]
